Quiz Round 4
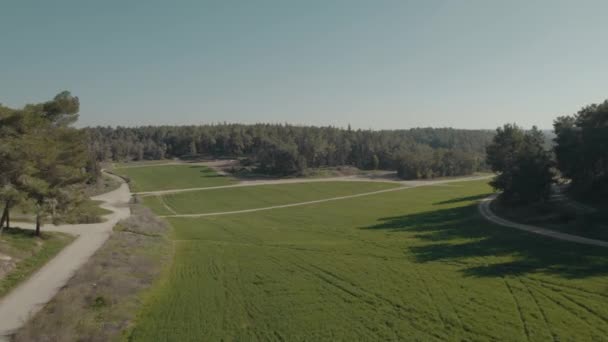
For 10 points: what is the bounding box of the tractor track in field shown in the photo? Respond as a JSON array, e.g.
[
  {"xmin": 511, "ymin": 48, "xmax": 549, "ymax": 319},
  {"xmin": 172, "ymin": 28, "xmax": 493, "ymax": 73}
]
[
  {"xmin": 157, "ymin": 195, "xmax": 178, "ymax": 215},
  {"xmin": 157, "ymin": 175, "xmax": 493, "ymax": 218}
]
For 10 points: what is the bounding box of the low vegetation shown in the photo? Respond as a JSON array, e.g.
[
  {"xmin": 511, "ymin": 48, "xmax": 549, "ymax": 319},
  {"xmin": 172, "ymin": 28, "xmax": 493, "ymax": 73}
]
[
  {"xmin": 0, "ymin": 228, "xmax": 74, "ymax": 298},
  {"xmin": 82, "ymin": 174, "xmax": 122, "ymax": 197},
  {"xmin": 228, "ymin": 164, "xmax": 365, "ymax": 179},
  {"xmin": 129, "ymin": 179, "xmax": 608, "ymax": 341},
  {"xmin": 56, "ymin": 200, "xmax": 112, "ymax": 224},
  {"xmin": 11, "ymin": 175, "xmax": 118, "ymax": 225},
  {"xmin": 14, "ymin": 205, "xmax": 171, "ymax": 342},
  {"xmin": 113, "ymin": 164, "xmax": 236, "ymax": 192},
  {"xmin": 142, "ymin": 181, "xmax": 399, "ymax": 216},
  {"xmin": 11, "ymin": 199, "xmax": 112, "ymax": 225}
]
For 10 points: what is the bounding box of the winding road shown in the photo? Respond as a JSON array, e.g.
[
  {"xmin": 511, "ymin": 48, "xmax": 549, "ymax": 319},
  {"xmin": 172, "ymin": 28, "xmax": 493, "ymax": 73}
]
[
  {"xmin": 479, "ymin": 194, "xmax": 608, "ymax": 248},
  {"xmin": 0, "ymin": 173, "xmax": 131, "ymax": 340}
]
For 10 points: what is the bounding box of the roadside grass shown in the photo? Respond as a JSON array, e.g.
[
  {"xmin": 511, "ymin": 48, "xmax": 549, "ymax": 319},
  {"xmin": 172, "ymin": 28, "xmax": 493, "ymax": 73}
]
[
  {"xmin": 130, "ymin": 179, "xmax": 608, "ymax": 341},
  {"xmin": 143, "ymin": 181, "xmax": 400, "ymax": 216},
  {"xmin": 0, "ymin": 228, "xmax": 74, "ymax": 298},
  {"xmin": 492, "ymin": 200, "xmax": 608, "ymax": 241},
  {"xmin": 113, "ymin": 164, "xmax": 236, "ymax": 192},
  {"xmin": 58, "ymin": 200, "xmax": 113, "ymax": 224},
  {"xmin": 14, "ymin": 205, "xmax": 172, "ymax": 342}
]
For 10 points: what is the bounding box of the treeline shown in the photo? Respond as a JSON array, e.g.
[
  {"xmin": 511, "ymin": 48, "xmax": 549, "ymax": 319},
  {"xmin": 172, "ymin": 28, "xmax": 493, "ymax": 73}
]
[
  {"xmin": 487, "ymin": 98, "xmax": 608, "ymax": 204},
  {"xmin": 85, "ymin": 125, "xmax": 495, "ymax": 178},
  {"xmin": 0, "ymin": 92, "xmax": 93, "ymax": 234},
  {"xmin": 554, "ymin": 101, "xmax": 608, "ymax": 198}
]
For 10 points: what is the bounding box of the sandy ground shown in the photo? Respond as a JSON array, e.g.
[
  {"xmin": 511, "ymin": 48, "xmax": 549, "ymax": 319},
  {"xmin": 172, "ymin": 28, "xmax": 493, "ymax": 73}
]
[
  {"xmin": 0, "ymin": 173, "xmax": 131, "ymax": 340},
  {"xmin": 479, "ymin": 194, "xmax": 608, "ymax": 248}
]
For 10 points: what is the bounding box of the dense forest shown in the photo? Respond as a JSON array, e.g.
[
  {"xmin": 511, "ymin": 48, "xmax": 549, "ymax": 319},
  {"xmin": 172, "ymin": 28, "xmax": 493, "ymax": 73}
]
[{"xmin": 85, "ymin": 125, "xmax": 495, "ymax": 178}]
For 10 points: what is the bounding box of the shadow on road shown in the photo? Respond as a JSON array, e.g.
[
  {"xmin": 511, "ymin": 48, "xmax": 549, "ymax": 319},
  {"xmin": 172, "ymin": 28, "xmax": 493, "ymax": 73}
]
[{"xmin": 362, "ymin": 204, "xmax": 608, "ymax": 279}]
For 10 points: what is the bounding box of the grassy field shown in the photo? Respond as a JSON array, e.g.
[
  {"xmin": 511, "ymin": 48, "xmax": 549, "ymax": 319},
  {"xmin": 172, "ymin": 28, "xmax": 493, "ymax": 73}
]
[
  {"xmin": 0, "ymin": 228, "xmax": 74, "ymax": 298},
  {"xmin": 113, "ymin": 164, "xmax": 236, "ymax": 192},
  {"xmin": 129, "ymin": 179, "xmax": 608, "ymax": 341},
  {"xmin": 113, "ymin": 160, "xmax": 174, "ymax": 168},
  {"xmin": 142, "ymin": 181, "xmax": 400, "ymax": 216}
]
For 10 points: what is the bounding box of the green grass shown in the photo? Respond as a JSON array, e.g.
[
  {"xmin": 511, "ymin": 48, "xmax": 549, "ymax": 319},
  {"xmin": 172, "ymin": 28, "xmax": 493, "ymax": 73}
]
[
  {"xmin": 114, "ymin": 160, "xmax": 172, "ymax": 168},
  {"xmin": 130, "ymin": 180, "xmax": 608, "ymax": 341},
  {"xmin": 0, "ymin": 228, "xmax": 74, "ymax": 298},
  {"xmin": 113, "ymin": 164, "xmax": 236, "ymax": 192},
  {"xmin": 142, "ymin": 181, "xmax": 400, "ymax": 216}
]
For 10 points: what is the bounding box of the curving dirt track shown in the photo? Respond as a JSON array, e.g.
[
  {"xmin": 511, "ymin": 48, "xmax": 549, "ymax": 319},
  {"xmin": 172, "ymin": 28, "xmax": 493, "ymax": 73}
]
[{"xmin": 479, "ymin": 194, "xmax": 608, "ymax": 248}]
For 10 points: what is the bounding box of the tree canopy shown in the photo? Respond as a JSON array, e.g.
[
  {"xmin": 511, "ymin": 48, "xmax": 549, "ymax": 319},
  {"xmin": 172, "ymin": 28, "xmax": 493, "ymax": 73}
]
[
  {"xmin": 554, "ymin": 100, "xmax": 608, "ymax": 198},
  {"xmin": 0, "ymin": 92, "xmax": 89, "ymax": 235},
  {"xmin": 486, "ymin": 124, "xmax": 555, "ymax": 204},
  {"xmin": 85, "ymin": 125, "xmax": 494, "ymax": 178}
]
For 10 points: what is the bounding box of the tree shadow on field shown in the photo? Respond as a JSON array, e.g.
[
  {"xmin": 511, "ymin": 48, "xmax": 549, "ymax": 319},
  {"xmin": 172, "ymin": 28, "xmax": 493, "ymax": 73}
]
[
  {"xmin": 188, "ymin": 166, "xmax": 226, "ymax": 178},
  {"xmin": 433, "ymin": 194, "xmax": 491, "ymax": 206},
  {"xmin": 362, "ymin": 204, "xmax": 608, "ymax": 279}
]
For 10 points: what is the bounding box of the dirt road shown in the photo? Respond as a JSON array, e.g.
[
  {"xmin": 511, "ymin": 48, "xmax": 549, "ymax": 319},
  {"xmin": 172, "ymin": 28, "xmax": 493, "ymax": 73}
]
[
  {"xmin": 137, "ymin": 174, "xmax": 493, "ymax": 197},
  {"xmin": 0, "ymin": 173, "xmax": 131, "ymax": 340},
  {"xmin": 479, "ymin": 195, "xmax": 608, "ymax": 248},
  {"xmin": 159, "ymin": 175, "xmax": 493, "ymax": 218}
]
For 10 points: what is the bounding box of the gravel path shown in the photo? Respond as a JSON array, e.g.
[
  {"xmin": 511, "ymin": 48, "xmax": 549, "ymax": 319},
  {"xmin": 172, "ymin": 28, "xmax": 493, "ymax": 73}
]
[
  {"xmin": 478, "ymin": 194, "xmax": 608, "ymax": 248},
  {"xmin": 0, "ymin": 173, "xmax": 131, "ymax": 340}
]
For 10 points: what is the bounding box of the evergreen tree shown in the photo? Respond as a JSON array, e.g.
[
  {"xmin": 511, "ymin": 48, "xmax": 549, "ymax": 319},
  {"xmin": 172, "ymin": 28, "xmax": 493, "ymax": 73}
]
[{"xmin": 486, "ymin": 125, "xmax": 555, "ymax": 204}]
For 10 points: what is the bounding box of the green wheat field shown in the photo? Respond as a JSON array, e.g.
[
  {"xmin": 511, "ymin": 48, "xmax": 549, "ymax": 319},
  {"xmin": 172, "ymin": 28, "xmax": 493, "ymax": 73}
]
[{"xmin": 125, "ymin": 167, "xmax": 608, "ymax": 341}]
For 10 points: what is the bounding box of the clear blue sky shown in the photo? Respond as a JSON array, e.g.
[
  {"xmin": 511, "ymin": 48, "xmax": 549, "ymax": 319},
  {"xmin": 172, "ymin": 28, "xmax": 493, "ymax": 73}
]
[{"xmin": 1, "ymin": 0, "xmax": 607, "ymax": 129}]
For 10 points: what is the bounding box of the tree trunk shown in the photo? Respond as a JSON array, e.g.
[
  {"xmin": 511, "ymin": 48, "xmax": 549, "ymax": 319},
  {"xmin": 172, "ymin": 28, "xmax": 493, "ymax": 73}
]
[
  {"xmin": 35, "ymin": 214, "xmax": 41, "ymax": 236},
  {"xmin": 5, "ymin": 203, "xmax": 8, "ymax": 229},
  {"xmin": 0, "ymin": 202, "xmax": 8, "ymax": 233}
]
